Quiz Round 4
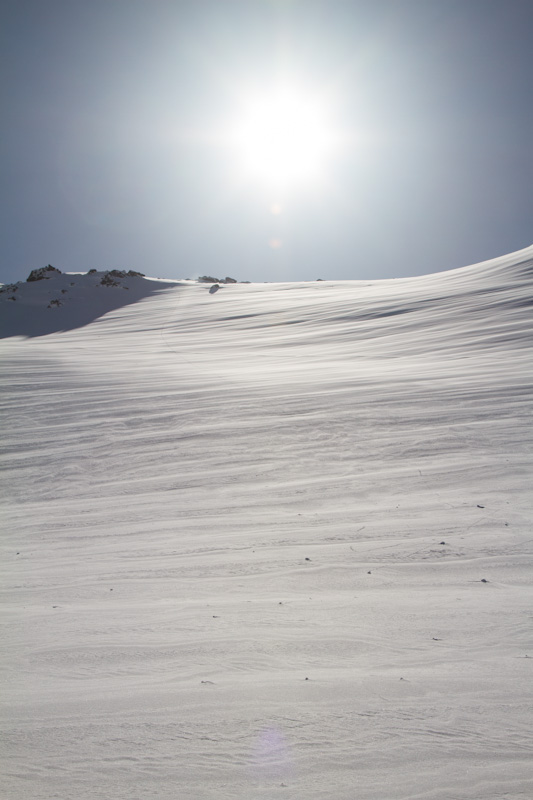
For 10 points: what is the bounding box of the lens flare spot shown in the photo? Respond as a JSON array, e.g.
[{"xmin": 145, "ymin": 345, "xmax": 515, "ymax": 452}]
[{"xmin": 249, "ymin": 726, "xmax": 292, "ymax": 780}]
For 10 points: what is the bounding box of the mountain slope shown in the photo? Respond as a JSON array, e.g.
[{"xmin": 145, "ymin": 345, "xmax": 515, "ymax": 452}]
[
  {"xmin": 0, "ymin": 267, "xmax": 180, "ymax": 338},
  {"xmin": 1, "ymin": 246, "xmax": 532, "ymax": 800}
]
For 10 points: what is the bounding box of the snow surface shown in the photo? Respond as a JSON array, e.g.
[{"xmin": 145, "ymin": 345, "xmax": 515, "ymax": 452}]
[{"xmin": 1, "ymin": 248, "xmax": 532, "ymax": 799}]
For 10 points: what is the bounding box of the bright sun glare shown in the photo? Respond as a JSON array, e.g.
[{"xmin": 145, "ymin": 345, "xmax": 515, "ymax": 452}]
[{"xmin": 232, "ymin": 86, "xmax": 336, "ymax": 189}]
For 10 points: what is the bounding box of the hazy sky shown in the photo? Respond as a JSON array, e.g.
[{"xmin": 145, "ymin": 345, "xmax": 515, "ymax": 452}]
[{"xmin": 1, "ymin": 0, "xmax": 531, "ymax": 284}]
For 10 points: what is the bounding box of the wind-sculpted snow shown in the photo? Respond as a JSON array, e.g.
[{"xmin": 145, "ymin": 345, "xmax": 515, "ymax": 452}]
[{"xmin": 1, "ymin": 246, "xmax": 532, "ymax": 799}]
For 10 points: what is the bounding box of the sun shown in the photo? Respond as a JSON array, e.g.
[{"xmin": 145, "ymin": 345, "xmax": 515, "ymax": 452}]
[{"xmin": 231, "ymin": 85, "xmax": 336, "ymax": 190}]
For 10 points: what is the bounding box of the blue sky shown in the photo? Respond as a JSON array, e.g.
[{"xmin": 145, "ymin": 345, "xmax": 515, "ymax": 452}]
[{"xmin": 1, "ymin": 0, "xmax": 531, "ymax": 284}]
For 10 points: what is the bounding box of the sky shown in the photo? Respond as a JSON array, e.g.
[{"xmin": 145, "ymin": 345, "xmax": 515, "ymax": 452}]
[{"xmin": 1, "ymin": 0, "xmax": 531, "ymax": 285}]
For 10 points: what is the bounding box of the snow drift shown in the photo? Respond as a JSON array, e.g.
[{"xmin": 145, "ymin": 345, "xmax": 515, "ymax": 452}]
[{"xmin": 1, "ymin": 246, "xmax": 532, "ymax": 799}]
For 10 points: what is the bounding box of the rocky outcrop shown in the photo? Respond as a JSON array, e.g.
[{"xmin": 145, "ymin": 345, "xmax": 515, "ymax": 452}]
[
  {"xmin": 99, "ymin": 269, "xmax": 146, "ymax": 287},
  {"xmin": 26, "ymin": 265, "xmax": 62, "ymax": 282},
  {"xmin": 199, "ymin": 275, "xmax": 237, "ymax": 284}
]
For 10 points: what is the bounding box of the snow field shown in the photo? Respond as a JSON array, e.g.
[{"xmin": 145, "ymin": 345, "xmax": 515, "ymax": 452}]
[{"xmin": 1, "ymin": 247, "xmax": 532, "ymax": 799}]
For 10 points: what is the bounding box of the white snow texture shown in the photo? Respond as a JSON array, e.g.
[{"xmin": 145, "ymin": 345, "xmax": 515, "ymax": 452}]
[{"xmin": 1, "ymin": 247, "xmax": 532, "ymax": 799}]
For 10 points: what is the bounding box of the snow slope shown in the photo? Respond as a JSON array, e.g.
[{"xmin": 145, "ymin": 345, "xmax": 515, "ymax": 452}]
[
  {"xmin": 1, "ymin": 247, "xmax": 532, "ymax": 799},
  {"xmin": 0, "ymin": 267, "xmax": 181, "ymax": 338}
]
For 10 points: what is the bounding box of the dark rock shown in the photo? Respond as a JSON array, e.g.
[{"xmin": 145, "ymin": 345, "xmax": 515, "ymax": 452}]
[
  {"xmin": 223, "ymin": 276, "xmax": 237, "ymax": 283},
  {"xmin": 27, "ymin": 265, "xmax": 61, "ymax": 282},
  {"xmin": 127, "ymin": 270, "xmax": 145, "ymax": 277},
  {"xmin": 198, "ymin": 275, "xmax": 220, "ymax": 283},
  {"xmin": 100, "ymin": 273, "xmax": 121, "ymax": 287}
]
